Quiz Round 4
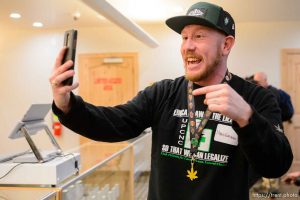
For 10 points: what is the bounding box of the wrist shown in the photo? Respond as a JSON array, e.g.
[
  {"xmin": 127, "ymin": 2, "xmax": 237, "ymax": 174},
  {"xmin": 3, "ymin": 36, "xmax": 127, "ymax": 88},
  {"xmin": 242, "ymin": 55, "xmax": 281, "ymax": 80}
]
[
  {"xmin": 59, "ymin": 104, "xmax": 71, "ymax": 114},
  {"xmin": 54, "ymin": 94, "xmax": 71, "ymax": 114},
  {"xmin": 236, "ymin": 105, "xmax": 253, "ymax": 128}
]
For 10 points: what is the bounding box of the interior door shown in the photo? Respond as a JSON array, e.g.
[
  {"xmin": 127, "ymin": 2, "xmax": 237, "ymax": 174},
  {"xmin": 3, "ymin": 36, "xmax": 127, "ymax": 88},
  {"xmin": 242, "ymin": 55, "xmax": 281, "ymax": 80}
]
[
  {"xmin": 78, "ymin": 52, "xmax": 139, "ymax": 143},
  {"xmin": 281, "ymin": 49, "xmax": 300, "ymax": 172}
]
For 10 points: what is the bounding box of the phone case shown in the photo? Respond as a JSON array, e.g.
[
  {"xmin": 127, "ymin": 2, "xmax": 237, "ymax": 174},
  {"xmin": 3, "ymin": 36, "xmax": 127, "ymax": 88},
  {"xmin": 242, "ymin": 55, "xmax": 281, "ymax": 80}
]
[{"xmin": 62, "ymin": 29, "xmax": 77, "ymax": 86}]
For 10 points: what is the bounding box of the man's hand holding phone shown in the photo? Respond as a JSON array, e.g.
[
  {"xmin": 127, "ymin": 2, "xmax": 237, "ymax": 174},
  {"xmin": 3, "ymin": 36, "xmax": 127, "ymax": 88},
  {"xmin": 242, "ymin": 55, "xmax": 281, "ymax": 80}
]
[
  {"xmin": 49, "ymin": 30, "xmax": 79, "ymax": 114},
  {"xmin": 62, "ymin": 29, "xmax": 77, "ymax": 85}
]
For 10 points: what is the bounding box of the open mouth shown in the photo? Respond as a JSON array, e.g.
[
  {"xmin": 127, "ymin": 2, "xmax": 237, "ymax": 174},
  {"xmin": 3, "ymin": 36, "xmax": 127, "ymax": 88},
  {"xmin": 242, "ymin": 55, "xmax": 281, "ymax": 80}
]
[
  {"xmin": 187, "ymin": 57, "xmax": 201, "ymax": 65},
  {"xmin": 186, "ymin": 57, "xmax": 203, "ymax": 71}
]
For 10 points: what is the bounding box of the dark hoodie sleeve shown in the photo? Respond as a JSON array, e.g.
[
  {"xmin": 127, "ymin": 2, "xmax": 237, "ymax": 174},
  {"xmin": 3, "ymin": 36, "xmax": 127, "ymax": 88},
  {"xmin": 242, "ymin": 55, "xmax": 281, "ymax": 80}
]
[
  {"xmin": 233, "ymin": 84, "xmax": 293, "ymax": 178},
  {"xmin": 52, "ymin": 81, "xmax": 170, "ymax": 142}
]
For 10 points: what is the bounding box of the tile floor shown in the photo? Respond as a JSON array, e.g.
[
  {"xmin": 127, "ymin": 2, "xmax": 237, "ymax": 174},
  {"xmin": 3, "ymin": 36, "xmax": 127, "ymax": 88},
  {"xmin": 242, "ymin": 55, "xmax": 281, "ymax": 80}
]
[{"xmin": 250, "ymin": 178, "xmax": 299, "ymax": 200}]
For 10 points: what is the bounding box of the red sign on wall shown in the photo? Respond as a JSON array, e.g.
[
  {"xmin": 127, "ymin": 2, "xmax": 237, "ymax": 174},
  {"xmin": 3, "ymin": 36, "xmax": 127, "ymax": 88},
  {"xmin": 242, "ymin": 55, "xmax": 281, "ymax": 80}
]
[{"xmin": 94, "ymin": 77, "xmax": 122, "ymax": 91}]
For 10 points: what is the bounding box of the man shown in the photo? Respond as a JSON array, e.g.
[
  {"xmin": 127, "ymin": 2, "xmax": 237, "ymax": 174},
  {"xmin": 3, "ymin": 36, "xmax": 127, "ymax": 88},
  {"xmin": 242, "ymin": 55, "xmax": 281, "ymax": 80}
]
[
  {"xmin": 250, "ymin": 72, "xmax": 294, "ymax": 193},
  {"xmin": 50, "ymin": 2, "xmax": 293, "ymax": 199},
  {"xmin": 253, "ymin": 71, "xmax": 294, "ymax": 122}
]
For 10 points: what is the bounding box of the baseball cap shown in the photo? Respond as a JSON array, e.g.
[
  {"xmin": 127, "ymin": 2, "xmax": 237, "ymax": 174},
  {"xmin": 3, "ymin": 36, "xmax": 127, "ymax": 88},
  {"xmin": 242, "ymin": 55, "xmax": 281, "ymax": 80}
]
[{"xmin": 166, "ymin": 2, "xmax": 235, "ymax": 37}]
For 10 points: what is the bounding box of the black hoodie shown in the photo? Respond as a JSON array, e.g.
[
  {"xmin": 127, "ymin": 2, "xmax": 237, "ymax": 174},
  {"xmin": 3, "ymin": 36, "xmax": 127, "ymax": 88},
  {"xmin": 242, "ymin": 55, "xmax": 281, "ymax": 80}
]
[{"xmin": 53, "ymin": 74, "xmax": 293, "ymax": 200}]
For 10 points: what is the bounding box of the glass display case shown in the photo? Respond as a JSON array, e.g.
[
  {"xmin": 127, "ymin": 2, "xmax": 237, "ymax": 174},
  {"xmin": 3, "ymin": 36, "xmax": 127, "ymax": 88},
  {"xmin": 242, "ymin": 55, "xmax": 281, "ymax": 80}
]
[
  {"xmin": 0, "ymin": 189, "xmax": 57, "ymax": 200},
  {"xmin": 0, "ymin": 132, "xmax": 151, "ymax": 200}
]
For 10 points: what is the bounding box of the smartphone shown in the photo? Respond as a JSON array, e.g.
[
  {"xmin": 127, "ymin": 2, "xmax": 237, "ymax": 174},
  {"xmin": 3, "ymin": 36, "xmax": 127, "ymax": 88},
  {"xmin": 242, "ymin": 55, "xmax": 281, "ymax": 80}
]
[{"xmin": 62, "ymin": 29, "xmax": 78, "ymax": 86}]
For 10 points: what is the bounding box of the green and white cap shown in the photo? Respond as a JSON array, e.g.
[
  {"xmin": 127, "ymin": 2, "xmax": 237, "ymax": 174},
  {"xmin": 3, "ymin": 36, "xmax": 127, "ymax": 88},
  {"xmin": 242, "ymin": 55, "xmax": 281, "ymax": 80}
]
[{"xmin": 166, "ymin": 2, "xmax": 235, "ymax": 37}]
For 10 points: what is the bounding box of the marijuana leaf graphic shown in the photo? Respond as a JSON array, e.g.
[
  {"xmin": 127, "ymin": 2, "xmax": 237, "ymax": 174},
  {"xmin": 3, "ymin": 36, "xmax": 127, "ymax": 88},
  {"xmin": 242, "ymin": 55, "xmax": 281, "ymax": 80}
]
[{"xmin": 187, "ymin": 167, "xmax": 198, "ymax": 181}]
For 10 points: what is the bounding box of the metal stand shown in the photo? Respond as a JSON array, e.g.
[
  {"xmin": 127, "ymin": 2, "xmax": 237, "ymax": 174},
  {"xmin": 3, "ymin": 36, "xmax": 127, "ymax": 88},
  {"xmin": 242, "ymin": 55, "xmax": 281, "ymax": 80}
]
[{"xmin": 20, "ymin": 123, "xmax": 62, "ymax": 163}]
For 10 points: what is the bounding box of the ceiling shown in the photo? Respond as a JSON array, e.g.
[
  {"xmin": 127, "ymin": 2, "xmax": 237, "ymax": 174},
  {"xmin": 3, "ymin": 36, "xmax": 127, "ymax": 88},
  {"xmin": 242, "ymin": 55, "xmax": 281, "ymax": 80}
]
[{"xmin": 1, "ymin": 0, "xmax": 300, "ymax": 30}]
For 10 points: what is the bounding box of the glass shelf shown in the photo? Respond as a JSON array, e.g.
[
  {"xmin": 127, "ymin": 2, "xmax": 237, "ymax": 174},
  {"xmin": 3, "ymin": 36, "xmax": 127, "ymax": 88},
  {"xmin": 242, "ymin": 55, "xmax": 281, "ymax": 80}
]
[{"xmin": 0, "ymin": 132, "xmax": 152, "ymax": 200}]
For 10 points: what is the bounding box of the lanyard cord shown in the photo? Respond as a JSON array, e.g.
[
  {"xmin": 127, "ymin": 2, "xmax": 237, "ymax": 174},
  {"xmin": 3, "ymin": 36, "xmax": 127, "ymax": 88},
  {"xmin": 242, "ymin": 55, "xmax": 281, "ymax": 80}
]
[{"xmin": 187, "ymin": 70, "xmax": 232, "ymax": 155}]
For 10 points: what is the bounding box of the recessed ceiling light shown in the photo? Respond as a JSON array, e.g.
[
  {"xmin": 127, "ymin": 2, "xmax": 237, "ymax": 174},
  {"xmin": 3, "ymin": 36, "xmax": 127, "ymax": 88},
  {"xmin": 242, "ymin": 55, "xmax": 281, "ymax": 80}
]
[
  {"xmin": 32, "ymin": 22, "xmax": 43, "ymax": 27},
  {"xmin": 73, "ymin": 11, "xmax": 81, "ymax": 18},
  {"xmin": 10, "ymin": 13, "xmax": 21, "ymax": 19}
]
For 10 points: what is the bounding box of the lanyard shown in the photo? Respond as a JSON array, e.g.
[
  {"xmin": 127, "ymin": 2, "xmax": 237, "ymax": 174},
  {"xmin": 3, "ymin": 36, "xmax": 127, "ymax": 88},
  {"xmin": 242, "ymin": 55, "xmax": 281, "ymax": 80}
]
[{"xmin": 186, "ymin": 70, "xmax": 232, "ymax": 181}]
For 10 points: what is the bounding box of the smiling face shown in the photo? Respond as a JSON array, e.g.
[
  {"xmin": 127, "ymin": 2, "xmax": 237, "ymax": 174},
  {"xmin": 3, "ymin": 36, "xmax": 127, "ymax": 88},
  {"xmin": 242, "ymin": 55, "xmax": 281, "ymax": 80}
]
[{"xmin": 180, "ymin": 25, "xmax": 232, "ymax": 84}]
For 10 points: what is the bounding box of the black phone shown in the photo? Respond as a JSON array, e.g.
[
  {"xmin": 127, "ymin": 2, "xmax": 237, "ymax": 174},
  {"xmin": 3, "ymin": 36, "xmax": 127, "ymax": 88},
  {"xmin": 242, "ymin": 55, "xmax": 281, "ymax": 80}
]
[{"xmin": 62, "ymin": 29, "xmax": 77, "ymax": 86}]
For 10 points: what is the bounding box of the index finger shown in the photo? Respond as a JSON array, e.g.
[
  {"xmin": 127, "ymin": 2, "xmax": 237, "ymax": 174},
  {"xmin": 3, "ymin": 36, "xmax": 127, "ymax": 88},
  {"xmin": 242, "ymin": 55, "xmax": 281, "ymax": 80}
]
[
  {"xmin": 54, "ymin": 47, "xmax": 68, "ymax": 69},
  {"xmin": 192, "ymin": 84, "xmax": 225, "ymax": 96}
]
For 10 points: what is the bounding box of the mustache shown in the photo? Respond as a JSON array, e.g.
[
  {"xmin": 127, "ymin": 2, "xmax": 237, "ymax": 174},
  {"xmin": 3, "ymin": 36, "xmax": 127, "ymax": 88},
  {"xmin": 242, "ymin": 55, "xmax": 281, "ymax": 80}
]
[{"xmin": 184, "ymin": 53, "xmax": 202, "ymax": 60}]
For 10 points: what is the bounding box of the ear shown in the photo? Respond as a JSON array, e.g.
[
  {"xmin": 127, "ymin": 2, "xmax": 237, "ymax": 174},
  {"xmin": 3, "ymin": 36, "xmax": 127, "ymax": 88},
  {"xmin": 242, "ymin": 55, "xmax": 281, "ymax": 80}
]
[{"xmin": 222, "ymin": 36, "xmax": 235, "ymax": 56}]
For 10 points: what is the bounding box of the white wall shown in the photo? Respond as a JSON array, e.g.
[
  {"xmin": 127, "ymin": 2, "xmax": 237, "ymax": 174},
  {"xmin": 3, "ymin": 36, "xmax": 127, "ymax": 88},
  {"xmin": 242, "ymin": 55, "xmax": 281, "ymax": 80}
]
[
  {"xmin": 1, "ymin": 20, "xmax": 300, "ymax": 153},
  {"xmin": 230, "ymin": 21, "xmax": 300, "ymax": 86}
]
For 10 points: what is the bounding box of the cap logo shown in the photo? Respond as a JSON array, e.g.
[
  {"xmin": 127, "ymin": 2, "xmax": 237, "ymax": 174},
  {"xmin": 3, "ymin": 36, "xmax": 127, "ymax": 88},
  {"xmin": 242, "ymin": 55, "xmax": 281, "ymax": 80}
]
[
  {"xmin": 188, "ymin": 8, "xmax": 207, "ymax": 17},
  {"xmin": 224, "ymin": 17, "xmax": 229, "ymax": 25}
]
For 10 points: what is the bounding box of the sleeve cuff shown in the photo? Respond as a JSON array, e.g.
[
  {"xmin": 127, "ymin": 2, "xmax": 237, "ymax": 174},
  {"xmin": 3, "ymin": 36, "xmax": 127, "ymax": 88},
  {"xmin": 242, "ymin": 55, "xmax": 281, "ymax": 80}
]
[{"xmin": 52, "ymin": 92, "xmax": 82, "ymax": 119}]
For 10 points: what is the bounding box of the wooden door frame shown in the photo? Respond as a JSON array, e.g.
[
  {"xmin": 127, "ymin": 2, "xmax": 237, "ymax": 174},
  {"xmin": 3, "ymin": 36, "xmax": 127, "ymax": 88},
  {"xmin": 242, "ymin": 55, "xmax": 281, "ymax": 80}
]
[
  {"xmin": 281, "ymin": 49, "xmax": 300, "ymax": 89},
  {"xmin": 281, "ymin": 48, "xmax": 300, "ymax": 171},
  {"xmin": 78, "ymin": 52, "xmax": 139, "ymax": 101},
  {"xmin": 77, "ymin": 52, "xmax": 139, "ymax": 144}
]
